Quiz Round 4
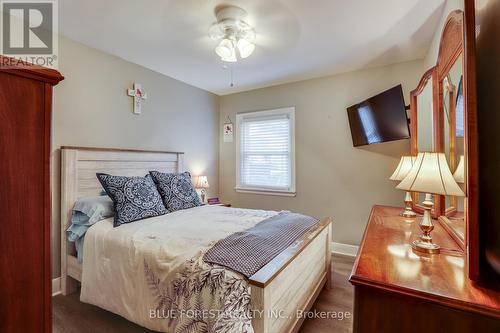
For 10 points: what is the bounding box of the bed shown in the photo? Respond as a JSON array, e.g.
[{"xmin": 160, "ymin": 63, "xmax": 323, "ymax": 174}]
[{"xmin": 60, "ymin": 146, "xmax": 332, "ymax": 333}]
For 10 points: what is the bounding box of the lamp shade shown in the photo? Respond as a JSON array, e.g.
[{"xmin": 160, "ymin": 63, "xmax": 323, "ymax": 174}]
[
  {"xmin": 397, "ymin": 152, "xmax": 464, "ymax": 196},
  {"xmin": 215, "ymin": 39, "xmax": 236, "ymax": 62},
  {"xmin": 390, "ymin": 155, "xmax": 416, "ymax": 181},
  {"xmin": 195, "ymin": 176, "xmax": 209, "ymax": 189},
  {"xmin": 236, "ymin": 38, "xmax": 255, "ymax": 58},
  {"xmin": 453, "ymin": 155, "xmax": 465, "ymax": 183}
]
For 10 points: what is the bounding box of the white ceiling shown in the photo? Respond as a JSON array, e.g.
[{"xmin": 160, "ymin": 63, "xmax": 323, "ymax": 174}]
[{"xmin": 59, "ymin": 0, "xmax": 445, "ymax": 95}]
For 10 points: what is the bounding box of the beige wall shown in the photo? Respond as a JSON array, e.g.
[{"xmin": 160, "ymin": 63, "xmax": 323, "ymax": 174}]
[
  {"xmin": 51, "ymin": 36, "xmax": 219, "ymax": 278},
  {"xmin": 219, "ymin": 60, "xmax": 424, "ymax": 245}
]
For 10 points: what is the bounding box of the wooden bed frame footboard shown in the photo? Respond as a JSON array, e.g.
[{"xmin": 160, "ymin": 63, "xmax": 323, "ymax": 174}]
[
  {"xmin": 60, "ymin": 146, "xmax": 333, "ymax": 333},
  {"xmin": 250, "ymin": 218, "xmax": 332, "ymax": 333}
]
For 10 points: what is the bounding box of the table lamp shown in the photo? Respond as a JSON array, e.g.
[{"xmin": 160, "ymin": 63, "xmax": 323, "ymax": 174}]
[
  {"xmin": 453, "ymin": 155, "xmax": 465, "ymax": 184},
  {"xmin": 195, "ymin": 176, "xmax": 209, "ymax": 203},
  {"xmin": 390, "ymin": 155, "xmax": 417, "ymax": 218},
  {"xmin": 397, "ymin": 152, "xmax": 465, "ymax": 254}
]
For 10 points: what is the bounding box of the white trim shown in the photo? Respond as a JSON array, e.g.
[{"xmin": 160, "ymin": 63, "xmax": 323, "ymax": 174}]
[
  {"xmin": 52, "ymin": 277, "xmax": 61, "ymax": 297},
  {"xmin": 331, "ymin": 242, "xmax": 359, "ymax": 257},
  {"xmin": 235, "ymin": 187, "xmax": 297, "ymax": 197},
  {"xmin": 235, "ymin": 107, "xmax": 296, "ymax": 195}
]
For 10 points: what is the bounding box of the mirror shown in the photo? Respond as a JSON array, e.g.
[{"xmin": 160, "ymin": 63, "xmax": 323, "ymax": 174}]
[
  {"xmin": 433, "ymin": 10, "xmax": 466, "ymax": 250},
  {"xmin": 416, "ymin": 76, "xmax": 434, "ymax": 152},
  {"xmin": 439, "ymin": 55, "xmax": 466, "ymax": 245},
  {"xmin": 409, "ymin": 67, "xmax": 439, "ymax": 217},
  {"xmin": 410, "ymin": 10, "xmax": 467, "ymax": 249},
  {"xmin": 416, "ymin": 73, "xmax": 434, "ymax": 205}
]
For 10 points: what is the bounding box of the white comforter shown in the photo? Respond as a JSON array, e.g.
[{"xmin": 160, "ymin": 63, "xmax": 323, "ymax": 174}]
[{"xmin": 80, "ymin": 205, "xmax": 278, "ymax": 332}]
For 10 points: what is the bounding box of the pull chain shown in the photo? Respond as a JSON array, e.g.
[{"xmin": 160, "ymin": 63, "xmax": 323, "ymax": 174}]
[
  {"xmin": 222, "ymin": 63, "xmax": 235, "ymax": 88},
  {"xmin": 230, "ymin": 66, "xmax": 234, "ymax": 87}
]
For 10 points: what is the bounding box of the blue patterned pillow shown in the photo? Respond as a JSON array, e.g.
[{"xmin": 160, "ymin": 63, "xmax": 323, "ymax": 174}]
[
  {"xmin": 96, "ymin": 173, "xmax": 167, "ymax": 227},
  {"xmin": 149, "ymin": 171, "xmax": 202, "ymax": 212}
]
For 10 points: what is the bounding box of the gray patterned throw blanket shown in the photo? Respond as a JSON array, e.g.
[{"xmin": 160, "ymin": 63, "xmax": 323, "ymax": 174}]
[{"xmin": 203, "ymin": 212, "xmax": 319, "ymax": 278}]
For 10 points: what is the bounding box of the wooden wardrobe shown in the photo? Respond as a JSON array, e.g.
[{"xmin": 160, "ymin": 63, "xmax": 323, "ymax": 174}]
[{"xmin": 0, "ymin": 56, "xmax": 63, "ymax": 332}]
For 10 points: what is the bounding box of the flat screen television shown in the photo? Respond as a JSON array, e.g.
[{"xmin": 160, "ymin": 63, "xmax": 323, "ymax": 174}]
[{"xmin": 347, "ymin": 85, "xmax": 410, "ymax": 147}]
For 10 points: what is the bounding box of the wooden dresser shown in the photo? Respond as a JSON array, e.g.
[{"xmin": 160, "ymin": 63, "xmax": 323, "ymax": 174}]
[
  {"xmin": 0, "ymin": 57, "xmax": 63, "ymax": 332},
  {"xmin": 350, "ymin": 206, "xmax": 500, "ymax": 332}
]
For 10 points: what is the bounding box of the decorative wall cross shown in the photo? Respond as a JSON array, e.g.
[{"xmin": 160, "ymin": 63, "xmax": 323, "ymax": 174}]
[{"xmin": 127, "ymin": 83, "xmax": 148, "ymax": 114}]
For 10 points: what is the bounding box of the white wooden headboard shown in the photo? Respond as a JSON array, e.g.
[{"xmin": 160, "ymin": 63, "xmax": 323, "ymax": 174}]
[{"xmin": 60, "ymin": 146, "xmax": 184, "ymax": 294}]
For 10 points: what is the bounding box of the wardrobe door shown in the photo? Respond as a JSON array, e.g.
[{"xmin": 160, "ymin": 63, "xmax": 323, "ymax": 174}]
[
  {"xmin": 0, "ymin": 72, "xmax": 51, "ymax": 332},
  {"xmin": 472, "ymin": 0, "xmax": 500, "ymax": 285}
]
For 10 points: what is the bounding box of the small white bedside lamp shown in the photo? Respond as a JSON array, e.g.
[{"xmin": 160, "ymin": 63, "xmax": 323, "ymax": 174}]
[
  {"xmin": 195, "ymin": 176, "xmax": 209, "ymax": 203},
  {"xmin": 397, "ymin": 152, "xmax": 465, "ymax": 254},
  {"xmin": 390, "ymin": 155, "xmax": 417, "ymax": 218}
]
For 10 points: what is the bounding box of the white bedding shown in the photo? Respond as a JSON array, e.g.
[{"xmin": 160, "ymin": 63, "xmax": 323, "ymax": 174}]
[{"xmin": 80, "ymin": 205, "xmax": 278, "ymax": 332}]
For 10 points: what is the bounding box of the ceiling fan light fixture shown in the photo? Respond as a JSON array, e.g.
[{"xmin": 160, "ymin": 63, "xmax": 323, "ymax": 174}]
[{"xmin": 210, "ymin": 5, "xmax": 256, "ymax": 63}]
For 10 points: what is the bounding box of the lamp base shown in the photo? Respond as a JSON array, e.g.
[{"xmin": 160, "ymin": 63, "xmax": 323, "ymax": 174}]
[
  {"xmin": 400, "ymin": 209, "xmax": 417, "ymax": 218},
  {"xmin": 412, "ymin": 240, "xmax": 441, "ymax": 254},
  {"xmin": 400, "ymin": 191, "xmax": 416, "ymax": 218},
  {"xmin": 200, "ymin": 189, "xmax": 207, "ymax": 204},
  {"xmin": 412, "ymin": 193, "xmax": 440, "ymax": 254}
]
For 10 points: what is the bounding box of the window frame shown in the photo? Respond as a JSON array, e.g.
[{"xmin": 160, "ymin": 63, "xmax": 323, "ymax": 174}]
[{"xmin": 235, "ymin": 107, "xmax": 296, "ymax": 197}]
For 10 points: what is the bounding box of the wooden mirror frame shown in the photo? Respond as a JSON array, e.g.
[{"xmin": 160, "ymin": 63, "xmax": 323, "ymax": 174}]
[
  {"xmin": 409, "ymin": 7, "xmax": 480, "ymax": 280},
  {"xmin": 434, "ymin": 10, "xmax": 466, "ymax": 250},
  {"xmin": 409, "ymin": 66, "xmax": 440, "ymax": 219},
  {"xmin": 409, "ymin": 10, "xmax": 468, "ymax": 246}
]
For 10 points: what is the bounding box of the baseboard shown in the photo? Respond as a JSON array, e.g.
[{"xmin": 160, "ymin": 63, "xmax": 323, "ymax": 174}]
[
  {"xmin": 52, "ymin": 277, "xmax": 61, "ymax": 297},
  {"xmin": 331, "ymin": 242, "xmax": 359, "ymax": 257}
]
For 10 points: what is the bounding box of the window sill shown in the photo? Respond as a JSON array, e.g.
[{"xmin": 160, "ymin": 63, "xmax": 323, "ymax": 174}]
[{"xmin": 234, "ymin": 187, "xmax": 297, "ymax": 197}]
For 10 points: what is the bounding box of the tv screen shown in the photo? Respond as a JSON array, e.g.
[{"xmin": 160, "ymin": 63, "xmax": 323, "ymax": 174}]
[{"xmin": 347, "ymin": 85, "xmax": 410, "ymax": 147}]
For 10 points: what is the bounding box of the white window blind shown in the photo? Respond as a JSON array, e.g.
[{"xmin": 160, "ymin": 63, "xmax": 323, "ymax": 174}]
[{"xmin": 236, "ymin": 108, "xmax": 295, "ymax": 195}]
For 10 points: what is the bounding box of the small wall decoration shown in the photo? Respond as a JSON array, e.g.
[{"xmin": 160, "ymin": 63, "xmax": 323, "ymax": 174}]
[
  {"xmin": 127, "ymin": 83, "xmax": 148, "ymax": 115},
  {"xmin": 223, "ymin": 117, "xmax": 234, "ymax": 143}
]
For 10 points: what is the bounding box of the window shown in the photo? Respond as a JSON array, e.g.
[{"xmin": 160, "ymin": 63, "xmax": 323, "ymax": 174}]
[{"xmin": 235, "ymin": 107, "xmax": 296, "ymax": 196}]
